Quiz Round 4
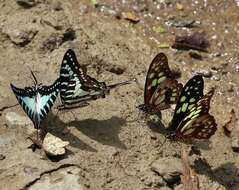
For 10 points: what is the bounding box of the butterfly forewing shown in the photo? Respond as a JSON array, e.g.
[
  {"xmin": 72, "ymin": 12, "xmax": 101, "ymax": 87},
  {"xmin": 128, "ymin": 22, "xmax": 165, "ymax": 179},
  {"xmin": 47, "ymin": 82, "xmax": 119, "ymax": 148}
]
[
  {"xmin": 144, "ymin": 53, "xmax": 172, "ymax": 104},
  {"xmin": 139, "ymin": 53, "xmax": 182, "ymax": 115},
  {"xmin": 59, "ymin": 49, "xmax": 107, "ymax": 108},
  {"xmin": 169, "ymin": 75, "xmax": 204, "ymax": 130}
]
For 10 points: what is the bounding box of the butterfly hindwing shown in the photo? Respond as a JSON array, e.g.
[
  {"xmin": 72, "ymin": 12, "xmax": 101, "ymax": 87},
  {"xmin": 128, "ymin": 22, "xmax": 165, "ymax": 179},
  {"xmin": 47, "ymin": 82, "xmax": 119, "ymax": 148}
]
[
  {"xmin": 169, "ymin": 75, "xmax": 204, "ymax": 130},
  {"xmin": 167, "ymin": 76, "xmax": 217, "ymax": 140},
  {"xmin": 150, "ymin": 79, "xmax": 183, "ymax": 110},
  {"xmin": 38, "ymin": 78, "xmax": 61, "ymax": 119}
]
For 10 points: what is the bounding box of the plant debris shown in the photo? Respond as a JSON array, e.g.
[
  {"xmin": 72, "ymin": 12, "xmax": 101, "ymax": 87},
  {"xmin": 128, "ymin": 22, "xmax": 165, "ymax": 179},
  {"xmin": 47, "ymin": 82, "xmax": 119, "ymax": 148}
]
[
  {"xmin": 121, "ymin": 12, "xmax": 140, "ymax": 23},
  {"xmin": 172, "ymin": 31, "xmax": 209, "ymax": 52},
  {"xmin": 223, "ymin": 109, "xmax": 237, "ymax": 137},
  {"xmin": 181, "ymin": 149, "xmax": 200, "ymax": 190},
  {"xmin": 153, "ymin": 26, "xmax": 166, "ymax": 33}
]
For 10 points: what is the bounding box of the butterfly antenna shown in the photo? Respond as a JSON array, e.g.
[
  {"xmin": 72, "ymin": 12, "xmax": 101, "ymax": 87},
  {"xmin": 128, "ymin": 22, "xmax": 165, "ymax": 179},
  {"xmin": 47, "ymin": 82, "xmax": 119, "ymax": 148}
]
[
  {"xmin": 30, "ymin": 70, "xmax": 38, "ymax": 85},
  {"xmin": 107, "ymin": 78, "xmax": 137, "ymax": 90}
]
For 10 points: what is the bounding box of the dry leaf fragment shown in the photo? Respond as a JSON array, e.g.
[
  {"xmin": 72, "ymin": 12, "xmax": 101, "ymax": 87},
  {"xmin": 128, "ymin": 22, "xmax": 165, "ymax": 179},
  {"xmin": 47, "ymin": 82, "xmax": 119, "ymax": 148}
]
[
  {"xmin": 172, "ymin": 31, "xmax": 209, "ymax": 52},
  {"xmin": 122, "ymin": 12, "xmax": 140, "ymax": 23},
  {"xmin": 223, "ymin": 109, "xmax": 237, "ymax": 137},
  {"xmin": 181, "ymin": 149, "xmax": 200, "ymax": 190}
]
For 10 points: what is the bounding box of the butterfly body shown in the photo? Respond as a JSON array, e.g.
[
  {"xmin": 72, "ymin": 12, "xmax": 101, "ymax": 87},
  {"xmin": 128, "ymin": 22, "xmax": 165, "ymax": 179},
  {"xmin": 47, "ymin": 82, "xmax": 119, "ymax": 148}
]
[
  {"xmin": 138, "ymin": 53, "xmax": 182, "ymax": 116},
  {"xmin": 59, "ymin": 49, "xmax": 134, "ymax": 110},
  {"xmin": 166, "ymin": 75, "xmax": 217, "ymax": 141}
]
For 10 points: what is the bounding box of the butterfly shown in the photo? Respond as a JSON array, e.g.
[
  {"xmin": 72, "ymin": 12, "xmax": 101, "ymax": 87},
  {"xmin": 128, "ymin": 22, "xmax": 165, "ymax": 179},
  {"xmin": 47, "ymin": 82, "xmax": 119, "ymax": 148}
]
[
  {"xmin": 10, "ymin": 71, "xmax": 61, "ymax": 140},
  {"xmin": 58, "ymin": 49, "xmax": 133, "ymax": 110},
  {"xmin": 137, "ymin": 53, "xmax": 183, "ymax": 117},
  {"xmin": 166, "ymin": 75, "xmax": 217, "ymax": 140}
]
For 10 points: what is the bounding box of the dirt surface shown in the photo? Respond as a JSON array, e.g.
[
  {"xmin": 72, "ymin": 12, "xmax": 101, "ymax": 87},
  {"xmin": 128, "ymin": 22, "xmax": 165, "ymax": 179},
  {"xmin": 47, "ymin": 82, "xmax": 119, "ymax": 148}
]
[{"xmin": 0, "ymin": 0, "xmax": 239, "ymax": 189}]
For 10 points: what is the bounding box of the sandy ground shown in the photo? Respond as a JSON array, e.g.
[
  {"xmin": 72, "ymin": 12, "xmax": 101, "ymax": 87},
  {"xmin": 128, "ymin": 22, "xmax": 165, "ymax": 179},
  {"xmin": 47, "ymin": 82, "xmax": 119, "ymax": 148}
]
[{"xmin": 0, "ymin": 0, "xmax": 239, "ymax": 189}]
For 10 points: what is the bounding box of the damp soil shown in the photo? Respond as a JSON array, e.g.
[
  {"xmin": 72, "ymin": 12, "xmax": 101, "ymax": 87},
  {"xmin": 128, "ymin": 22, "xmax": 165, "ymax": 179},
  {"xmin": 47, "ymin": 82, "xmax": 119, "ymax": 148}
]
[{"xmin": 0, "ymin": 0, "xmax": 239, "ymax": 190}]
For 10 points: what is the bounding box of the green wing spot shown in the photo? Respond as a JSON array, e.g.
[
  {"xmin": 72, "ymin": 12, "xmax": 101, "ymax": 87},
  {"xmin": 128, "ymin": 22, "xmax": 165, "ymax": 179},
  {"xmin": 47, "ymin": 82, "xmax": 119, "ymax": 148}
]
[
  {"xmin": 152, "ymin": 79, "xmax": 157, "ymax": 87},
  {"xmin": 158, "ymin": 76, "xmax": 167, "ymax": 84},
  {"xmin": 187, "ymin": 91, "xmax": 191, "ymax": 95},
  {"xmin": 170, "ymin": 97, "xmax": 176, "ymax": 102},
  {"xmin": 180, "ymin": 96, "xmax": 186, "ymax": 102},
  {"xmin": 158, "ymin": 72, "xmax": 164, "ymax": 77},
  {"xmin": 148, "ymin": 73, "xmax": 155, "ymax": 79},
  {"xmin": 188, "ymin": 104, "xmax": 194, "ymax": 110},
  {"xmin": 181, "ymin": 103, "xmax": 189, "ymax": 112},
  {"xmin": 176, "ymin": 107, "xmax": 181, "ymax": 114},
  {"xmin": 189, "ymin": 98, "xmax": 195, "ymax": 103}
]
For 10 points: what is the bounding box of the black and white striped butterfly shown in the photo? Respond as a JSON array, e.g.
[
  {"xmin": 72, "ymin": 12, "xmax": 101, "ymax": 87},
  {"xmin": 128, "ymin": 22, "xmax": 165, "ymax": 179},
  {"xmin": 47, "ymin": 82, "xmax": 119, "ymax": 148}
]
[
  {"xmin": 58, "ymin": 49, "xmax": 133, "ymax": 110},
  {"xmin": 137, "ymin": 53, "xmax": 183, "ymax": 117},
  {"xmin": 10, "ymin": 71, "xmax": 60, "ymax": 140},
  {"xmin": 166, "ymin": 75, "xmax": 217, "ymax": 140}
]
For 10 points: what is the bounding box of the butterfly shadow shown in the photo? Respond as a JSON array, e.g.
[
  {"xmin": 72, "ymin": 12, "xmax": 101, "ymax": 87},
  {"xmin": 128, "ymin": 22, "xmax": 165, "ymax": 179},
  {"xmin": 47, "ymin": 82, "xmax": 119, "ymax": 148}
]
[
  {"xmin": 193, "ymin": 158, "xmax": 239, "ymax": 190},
  {"xmin": 67, "ymin": 116, "xmax": 127, "ymax": 150},
  {"xmin": 43, "ymin": 112, "xmax": 97, "ymax": 152}
]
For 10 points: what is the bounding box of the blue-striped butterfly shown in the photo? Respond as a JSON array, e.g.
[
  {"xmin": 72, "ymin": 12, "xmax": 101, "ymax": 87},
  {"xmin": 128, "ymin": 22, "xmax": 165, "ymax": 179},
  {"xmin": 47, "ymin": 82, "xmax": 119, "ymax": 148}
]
[
  {"xmin": 58, "ymin": 49, "xmax": 133, "ymax": 110},
  {"xmin": 10, "ymin": 71, "xmax": 60, "ymax": 141},
  {"xmin": 137, "ymin": 53, "xmax": 183, "ymax": 117},
  {"xmin": 166, "ymin": 75, "xmax": 217, "ymax": 140}
]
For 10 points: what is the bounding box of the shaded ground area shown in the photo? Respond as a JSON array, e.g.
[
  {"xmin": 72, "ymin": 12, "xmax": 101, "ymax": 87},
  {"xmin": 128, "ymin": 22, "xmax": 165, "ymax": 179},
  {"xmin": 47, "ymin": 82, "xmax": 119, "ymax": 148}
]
[{"xmin": 0, "ymin": 0, "xmax": 239, "ymax": 189}]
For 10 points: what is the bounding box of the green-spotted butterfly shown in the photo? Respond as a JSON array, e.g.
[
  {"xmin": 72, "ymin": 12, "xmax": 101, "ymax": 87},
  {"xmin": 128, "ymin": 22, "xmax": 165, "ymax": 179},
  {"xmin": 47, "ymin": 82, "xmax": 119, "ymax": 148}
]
[
  {"xmin": 166, "ymin": 75, "xmax": 217, "ymax": 140},
  {"xmin": 137, "ymin": 53, "xmax": 183, "ymax": 117}
]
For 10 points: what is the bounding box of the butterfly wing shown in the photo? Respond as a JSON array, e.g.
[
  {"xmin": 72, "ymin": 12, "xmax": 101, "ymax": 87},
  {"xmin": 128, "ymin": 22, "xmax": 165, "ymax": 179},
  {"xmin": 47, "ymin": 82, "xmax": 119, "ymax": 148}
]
[
  {"xmin": 11, "ymin": 78, "xmax": 60, "ymax": 128},
  {"xmin": 144, "ymin": 53, "xmax": 182, "ymax": 110},
  {"xmin": 37, "ymin": 78, "xmax": 61, "ymax": 121},
  {"xmin": 149, "ymin": 79, "xmax": 183, "ymax": 110},
  {"xmin": 174, "ymin": 89, "xmax": 217, "ymax": 139},
  {"xmin": 169, "ymin": 75, "xmax": 204, "ymax": 131},
  {"xmin": 10, "ymin": 84, "xmax": 37, "ymax": 125},
  {"xmin": 60, "ymin": 49, "xmax": 106, "ymax": 107}
]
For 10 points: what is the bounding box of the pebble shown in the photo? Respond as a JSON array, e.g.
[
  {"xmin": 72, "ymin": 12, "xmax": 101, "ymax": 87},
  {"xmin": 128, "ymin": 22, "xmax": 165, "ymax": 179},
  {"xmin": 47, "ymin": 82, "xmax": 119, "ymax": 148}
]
[
  {"xmin": 0, "ymin": 154, "xmax": 6, "ymax": 160},
  {"xmin": 16, "ymin": 0, "xmax": 37, "ymax": 8},
  {"xmin": 231, "ymin": 137, "xmax": 239, "ymax": 152},
  {"xmin": 43, "ymin": 133, "xmax": 69, "ymax": 156},
  {"xmin": 196, "ymin": 70, "xmax": 212, "ymax": 78},
  {"xmin": 151, "ymin": 157, "xmax": 182, "ymax": 184},
  {"xmin": 211, "ymin": 74, "xmax": 221, "ymax": 81},
  {"xmin": 5, "ymin": 112, "xmax": 32, "ymax": 126}
]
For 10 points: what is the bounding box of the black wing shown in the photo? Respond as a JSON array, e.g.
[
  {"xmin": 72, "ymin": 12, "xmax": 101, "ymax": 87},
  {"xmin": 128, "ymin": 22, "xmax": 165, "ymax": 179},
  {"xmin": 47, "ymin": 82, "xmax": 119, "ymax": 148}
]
[{"xmin": 169, "ymin": 75, "xmax": 204, "ymax": 130}]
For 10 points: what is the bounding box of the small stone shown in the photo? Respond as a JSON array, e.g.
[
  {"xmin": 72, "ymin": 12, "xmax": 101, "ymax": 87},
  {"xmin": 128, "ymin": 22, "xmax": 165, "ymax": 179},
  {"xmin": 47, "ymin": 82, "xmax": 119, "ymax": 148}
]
[
  {"xmin": 106, "ymin": 64, "xmax": 125, "ymax": 75},
  {"xmin": 4, "ymin": 27, "xmax": 37, "ymax": 45},
  {"xmin": 196, "ymin": 70, "xmax": 212, "ymax": 78},
  {"xmin": 0, "ymin": 154, "xmax": 6, "ymax": 160},
  {"xmin": 151, "ymin": 157, "xmax": 182, "ymax": 184},
  {"xmin": 43, "ymin": 133, "xmax": 69, "ymax": 156},
  {"xmin": 16, "ymin": 0, "xmax": 38, "ymax": 8},
  {"xmin": 2, "ymin": 13, "xmax": 38, "ymax": 45},
  {"xmin": 5, "ymin": 112, "xmax": 32, "ymax": 126},
  {"xmin": 189, "ymin": 51, "xmax": 203, "ymax": 60},
  {"xmin": 211, "ymin": 74, "xmax": 221, "ymax": 81},
  {"xmin": 235, "ymin": 64, "xmax": 239, "ymax": 72},
  {"xmin": 231, "ymin": 137, "xmax": 239, "ymax": 152}
]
